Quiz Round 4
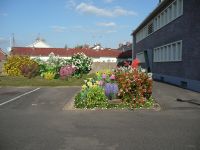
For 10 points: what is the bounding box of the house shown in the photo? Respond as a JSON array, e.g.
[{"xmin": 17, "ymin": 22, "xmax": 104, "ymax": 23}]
[
  {"xmin": 26, "ymin": 37, "xmax": 52, "ymax": 48},
  {"xmin": 118, "ymin": 42, "xmax": 132, "ymax": 52},
  {"xmin": 132, "ymin": 0, "xmax": 200, "ymax": 92},
  {"xmin": 91, "ymin": 43, "xmax": 104, "ymax": 50},
  {"xmin": 0, "ymin": 48, "xmax": 7, "ymax": 61},
  {"xmin": 10, "ymin": 47, "xmax": 122, "ymax": 63}
]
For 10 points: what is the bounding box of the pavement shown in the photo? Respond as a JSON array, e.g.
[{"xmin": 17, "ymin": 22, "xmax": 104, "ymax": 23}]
[{"xmin": 0, "ymin": 82, "xmax": 200, "ymax": 150}]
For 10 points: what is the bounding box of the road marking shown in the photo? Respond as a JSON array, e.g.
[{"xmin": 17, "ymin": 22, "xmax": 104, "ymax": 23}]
[{"xmin": 0, "ymin": 88, "xmax": 40, "ymax": 106}]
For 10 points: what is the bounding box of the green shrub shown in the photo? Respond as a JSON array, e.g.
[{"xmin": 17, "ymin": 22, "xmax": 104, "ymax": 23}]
[{"xmin": 75, "ymin": 86, "xmax": 108, "ymax": 109}]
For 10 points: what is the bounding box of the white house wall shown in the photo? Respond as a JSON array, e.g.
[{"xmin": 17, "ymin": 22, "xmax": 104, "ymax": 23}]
[
  {"xmin": 31, "ymin": 56, "xmax": 117, "ymax": 62},
  {"xmin": 93, "ymin": 57, "xmax": 117, "ymax": 62}
]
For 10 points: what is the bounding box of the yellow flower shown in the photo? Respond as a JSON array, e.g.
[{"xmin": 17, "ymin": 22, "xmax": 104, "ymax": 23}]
[
  {"xmin": 87, "ymin": 81, "xmax": 93, "ymax": 87},
  {"xmin": 96, "ymin": 71, "xmax": 100, "ymax": 76},
  {"xmin": 92, "ymin": 84, "xmax": 97, "ymax": 88},
  {"xmin": 82, "ymin": 85, "xmax": 87, "ymax": 90}
]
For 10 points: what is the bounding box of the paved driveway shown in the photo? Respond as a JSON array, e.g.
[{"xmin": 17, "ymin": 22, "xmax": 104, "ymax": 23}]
[{"xmin": 0, "ymin": 83, "xmax": 200, "ymax": 150}]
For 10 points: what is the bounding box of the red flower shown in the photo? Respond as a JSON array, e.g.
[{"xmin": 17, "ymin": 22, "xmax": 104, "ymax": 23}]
[{"xmin": 131, "ymin": 58, "xmax": 140, "ymax": 69}]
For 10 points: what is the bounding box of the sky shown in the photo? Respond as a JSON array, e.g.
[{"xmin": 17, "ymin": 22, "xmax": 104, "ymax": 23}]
[{"xmin": 0, "ymin": 0, "xmax": 158, "ymax": 51}]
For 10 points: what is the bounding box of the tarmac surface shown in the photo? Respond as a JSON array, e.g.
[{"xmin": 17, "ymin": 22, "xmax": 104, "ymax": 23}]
[{"xmin": 0, "ymin": 82, "xmax": 200, "ymax": 150}]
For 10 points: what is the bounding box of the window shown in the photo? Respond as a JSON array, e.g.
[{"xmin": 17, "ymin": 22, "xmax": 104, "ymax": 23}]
[
  {"xmin": 158, "ymin": 15, "xmax": 160, "ymax": 29},
  {"xmin": 153, "ymin": 40, "xmax": 182, "ymax": 62},
  {"xmin": 136, "ymin": 0, "xmax": 183, "ymax": 43},
  {"xmin": 136, "ymin": 52, "xmax": 145, "ymax": 63},
  {"xmin": 148, "ymin": 22, "xmax": 154, "ymax": 35},
  {"xmin": 172, "ymin": 1, "xmax": 177, "ymax": 19}
]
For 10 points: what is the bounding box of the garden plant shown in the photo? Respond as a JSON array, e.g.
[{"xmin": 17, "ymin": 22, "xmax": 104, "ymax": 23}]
[
  {"xmin": 3, "ymin": 53, "xmax": 92, "ymax": 81},
  {"xmin": 74, "ymin": 59, "xmax": 154, "ymax": 110}
]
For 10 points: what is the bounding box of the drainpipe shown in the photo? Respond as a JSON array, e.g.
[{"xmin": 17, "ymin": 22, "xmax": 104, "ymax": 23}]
[{"xmin": 132, "ymin": 32, "xmax": 135, "ymax": 60}]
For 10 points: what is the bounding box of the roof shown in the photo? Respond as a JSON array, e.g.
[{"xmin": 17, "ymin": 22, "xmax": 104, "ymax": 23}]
[
  {"xmin": 132, "ymin": 0, "xmax": 171, "ymax": 35},
  {"xmin": 0, "ymin": 48, "xmax": 7, "ymax": 55},
  {"xmin": 10, "ymin": 47, "xmax": 122, "ymax": 58},
  {"xmin": 26, "ymin": 38, "xmax": 52, "ymax": 48}
]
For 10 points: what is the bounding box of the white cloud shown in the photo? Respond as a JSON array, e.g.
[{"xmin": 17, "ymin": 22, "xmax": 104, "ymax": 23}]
[
  {"xmin": 0, "ymin": 13, "xmax": 8, "ymax": 17},
  {"xmin": 76, "ymin": 3, "xmax": 137, "ymax": 17},
  {"xmin": 50, "ymin": 26, "xmax": 66, "ymax": 32},
  {"xmin": 96, "ymin": 22, "xmax": 116, "ymax": 27}
]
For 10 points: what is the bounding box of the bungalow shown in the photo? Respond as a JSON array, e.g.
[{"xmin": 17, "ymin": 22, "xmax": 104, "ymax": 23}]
[
  {"xmin": 10, "ymin": 47, "xmax": 122, "ymax": 63},
  {"xmin": 132, "ymin": 0, "xmax": 200, "ymax": 92}
]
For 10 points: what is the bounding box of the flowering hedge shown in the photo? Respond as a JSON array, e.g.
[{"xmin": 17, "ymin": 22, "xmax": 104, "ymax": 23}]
[
  {"xmin": 34, "ymin": 53, "xmax": 92, "ymax": 80},
  {"xmin": 34, "ymin": 53, "xmax": 69, "ymax": 79}
]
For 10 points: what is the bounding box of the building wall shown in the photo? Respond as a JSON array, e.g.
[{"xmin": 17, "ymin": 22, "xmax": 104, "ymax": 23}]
[
  {"xmin": 133, "ymin": 0, "xmax": 200, "ymax": 91},
  {"xmin": 31, "ymin": 56, "xmax": 118, "ymax": 62},
  {"xmin": 0, "ymin": 51, "xmax": 7, "ymax": 61},
  {"xmin": 89, "ymin": 62, "xmax": 117, "ymax": 74}
]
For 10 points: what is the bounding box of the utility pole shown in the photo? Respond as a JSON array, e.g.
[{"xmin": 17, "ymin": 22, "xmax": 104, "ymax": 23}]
[{"xmin": 11, "ymin": 33, "xmax": 16, "ymax": 47}]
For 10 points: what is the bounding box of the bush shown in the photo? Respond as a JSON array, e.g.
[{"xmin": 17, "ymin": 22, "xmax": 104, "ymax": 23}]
[
  {"xmin": 71, "ymin": 53, "xmax": 92, "ymax": 76},
  {"xmin": 115, "ymin": 66, "xmax": 153, "ymax": 108},
  {"xmin": 3, "ymin": 55, "xmax": 38, "ymax": 76},
  {"xmin": 75, "ymin": 86, "xmax": 108, "ymax": 109},
  {"xmin": 21, "ymin": 63, "xmax": 39, "ymax": 78},
  {"xmin": 43, "ymin": 71, "xmax": 56, "ymax": 80},
  {"xmin": 59, "ymin": 65, "xmax": 76, "ymax": 80},
  {"xmin": 34, "ymin": 53, "xmax": 70, "ymax": 78}
]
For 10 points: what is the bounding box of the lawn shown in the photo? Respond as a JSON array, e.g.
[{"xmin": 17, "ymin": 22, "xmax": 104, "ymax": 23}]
[{"xmin": 0, "ymin": 74, "xmax": 95, "ymax": 86}]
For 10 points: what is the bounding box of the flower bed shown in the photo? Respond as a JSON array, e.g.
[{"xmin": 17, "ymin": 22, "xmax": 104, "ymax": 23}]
[
  {"xmin": 3, "ymin": 53, "xmax": 92, "ymax": 80},
  {"xmin": 74, "ymin": 59, "xmax": 155, "ymax": 110}
]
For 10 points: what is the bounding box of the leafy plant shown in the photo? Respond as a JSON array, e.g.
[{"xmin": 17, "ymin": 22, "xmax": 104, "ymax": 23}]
[
  {"xmin": 43, "ymin": 71, "xmax": 56, "ymax": 80},
  {"xmin": 21, "ymin": 63, "xmax": 39, "ymax": 78},
  {"xmin": 71, "ymin": 53, "xmax": 92, "ymax": 77},
  {"xmin": 115, "ymin": 63, "xmax": 153, "ymax": 108},
  {"xmin": 59, "ymin": 65, "xmax": 76, "ymax": 80},
  {"xmin": 3, "ymin": 55, "xmax": 38, "ymax": 76},
  {"xmin": 34, "ymin": 54, "xmax": 70, "ymax": 78},
  {"xmin": 75, "ymin": 86, "xmax": 108, "ymax": 109}
]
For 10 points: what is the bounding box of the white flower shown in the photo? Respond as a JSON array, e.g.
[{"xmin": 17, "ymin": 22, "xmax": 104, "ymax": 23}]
[
  {"xmin": 141, "ymin": 69, "xmax": 146, "ymax": 73},
  {"xmin": 148, "ymin": 73, "xmax": 153, "ymax": 79}
]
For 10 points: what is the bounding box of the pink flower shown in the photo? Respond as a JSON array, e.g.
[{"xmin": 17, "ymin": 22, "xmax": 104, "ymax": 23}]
[
  {"xmin": 102, "ymin": 73, "xmax": 107, "ymax": 79},
  {"xmin": 110, "ymin": 74, "xmax": 115, "ymax": 80},
  {"xmin": 99, "ymin": 80, "xmax": 104, "ymax": 86}
]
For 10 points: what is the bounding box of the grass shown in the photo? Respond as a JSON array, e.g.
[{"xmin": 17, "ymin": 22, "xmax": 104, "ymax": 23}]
[{"xmin": 0, "ymin": 74, "xmax": 95, "ymax": 86}]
